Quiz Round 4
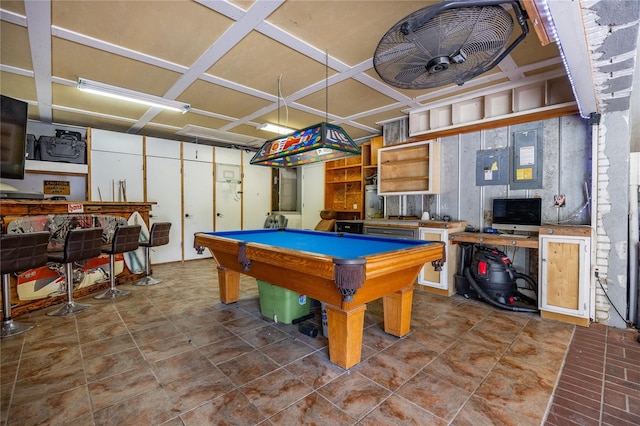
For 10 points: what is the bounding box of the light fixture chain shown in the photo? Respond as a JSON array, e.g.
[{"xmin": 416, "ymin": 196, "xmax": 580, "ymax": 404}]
[{"xmin": 325, "ymin": 50, "xmax": 329, "ymax": 123}]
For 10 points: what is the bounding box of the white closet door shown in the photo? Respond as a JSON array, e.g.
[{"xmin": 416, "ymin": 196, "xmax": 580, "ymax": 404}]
[
  {"xmin": 214, "ymin": 147, "xmax": 242, "ymax": 231},
  {"xmin": 183, "ymin": 144, "xmax": 214, "ymax": 260},
  {"xmin": 145, "ymin": 137, "xmax": 182, "ymax": 263},
  {"xmin": 242, "ymin": 153, "xmax": 271, "ymax": 229},
  {"xmin": 90, "ymin": 129, "xmax": 144, "ymax": 202},
  {"xmin": 301, "ymin": 162, "xmax": 326, "ymax": 229}
]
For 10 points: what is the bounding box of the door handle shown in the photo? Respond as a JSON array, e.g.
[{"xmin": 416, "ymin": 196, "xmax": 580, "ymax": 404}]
[
  {"xmin": 216, "ymin": 213, "xmax": 223, "ymax": 217},
  {"xmin": 185, "ymin": 213, "xmax": 190, "ymax": 218}
]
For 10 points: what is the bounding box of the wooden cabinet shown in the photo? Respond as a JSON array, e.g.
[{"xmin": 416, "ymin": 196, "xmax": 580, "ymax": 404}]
[
  {"xmin": 324, "ymin": 155, "xmax": 363, "ymax": 220},
  {"xmin": 539, "ymin": 225, "xmax": 591, "ymax": 326},
  {"xmin": 417, "ymin": 221, "xmax": 466, "ymax": 296},
  {"xmin": 377, "ymin": 140, "xmax": 440, "ymax": 195}
]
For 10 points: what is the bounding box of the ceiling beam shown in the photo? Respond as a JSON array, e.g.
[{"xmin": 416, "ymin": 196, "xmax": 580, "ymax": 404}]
[
  {"xmin": 24, "ymin": 0, "xmax": 53, "ymax": 122},
  {"xmin": 129, "ymin": 0, "xmax": 286, "ymax": 134}
]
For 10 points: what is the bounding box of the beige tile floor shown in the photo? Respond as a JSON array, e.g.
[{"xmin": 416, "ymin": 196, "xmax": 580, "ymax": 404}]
[{"xmin": 0, "ymin": 258, "xmax": 595, "ymax": 425}]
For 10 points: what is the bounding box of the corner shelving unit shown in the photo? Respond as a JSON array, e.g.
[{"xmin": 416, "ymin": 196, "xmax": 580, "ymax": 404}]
[
  {"xmin": 360, "ymin": 136, "xmax": 383, "ymax": 185},
  {"xmin": 324, "ymin": 155, "xmax": 364, "ymax": 220}
]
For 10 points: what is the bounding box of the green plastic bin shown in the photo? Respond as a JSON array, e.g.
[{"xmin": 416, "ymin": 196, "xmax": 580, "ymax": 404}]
[{"xmin": 257, "ymin": 280, "xmax": 310, "ymax": 324}]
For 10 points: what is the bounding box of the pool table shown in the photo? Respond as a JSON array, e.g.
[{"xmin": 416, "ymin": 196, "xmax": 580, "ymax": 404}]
[{"xmin": 194, "ymin": 228, "xmax": 445, "ymax": 369}]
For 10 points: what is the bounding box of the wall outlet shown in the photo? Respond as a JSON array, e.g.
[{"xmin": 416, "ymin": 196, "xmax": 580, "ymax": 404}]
[{"xmin": 353, "ymin": 203, "xmax": 358, "ymax": 209}]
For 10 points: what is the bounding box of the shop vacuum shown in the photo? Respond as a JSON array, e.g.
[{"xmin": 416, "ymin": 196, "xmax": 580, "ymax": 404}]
[{"xmin": 456, "ymin": 244, "xmax": 539, "ymax": 313}]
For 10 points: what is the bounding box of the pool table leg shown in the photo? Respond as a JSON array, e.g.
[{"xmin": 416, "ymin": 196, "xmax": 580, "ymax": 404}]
[
  {"xmin": 324, "ymin": 303, "xmax": 366, "ymax": 370},
  {"xmin": 382, "ymin": 286, "xmax": 413, "ymax": 337},
  {"xmin": 217, "ymin": 266, "xmax": 240, "ymax": 304}
]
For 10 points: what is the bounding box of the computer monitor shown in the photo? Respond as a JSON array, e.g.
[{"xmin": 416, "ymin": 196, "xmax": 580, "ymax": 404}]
[{"xmin": 491, "ymin": 198, "xmax": 542, "ymax": 233}]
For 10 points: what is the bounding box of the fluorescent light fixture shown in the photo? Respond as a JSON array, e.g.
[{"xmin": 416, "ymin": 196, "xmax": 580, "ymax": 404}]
[
  {"xmin": 77, "ymin": 78, "xmax": 190, "ymax": 113},
  {"xmin": 257, "ymin": 123, "xmax": 295, "ymax": 135},
  {"xmin": 250, "ymin": 122, "xmax": 360, "ymax": 168}
]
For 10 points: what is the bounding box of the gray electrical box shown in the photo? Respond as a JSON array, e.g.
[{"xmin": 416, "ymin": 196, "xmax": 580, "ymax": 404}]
[
  {"xmin": 511, "ymin": 126, "xmax": 543, "ymax": 189},
  {"xmin": 476, "ymin": 148, "xmax": 508, "ymax": 186}
]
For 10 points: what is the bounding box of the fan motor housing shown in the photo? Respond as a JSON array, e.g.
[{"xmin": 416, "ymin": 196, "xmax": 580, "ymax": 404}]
[{"xmin": 427, "ymin": 57, "xmax": 450, "ymax": 73}]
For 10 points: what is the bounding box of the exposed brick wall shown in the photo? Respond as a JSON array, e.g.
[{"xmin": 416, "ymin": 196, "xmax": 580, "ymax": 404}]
[{"xmin": 595, "ymin": 123, "xmax": 612, "ymax": 323}]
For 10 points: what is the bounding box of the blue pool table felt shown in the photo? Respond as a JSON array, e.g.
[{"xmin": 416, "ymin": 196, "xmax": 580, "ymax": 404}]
[{"xmin": 203, "ymin": 228, "xmax": 431, "ymax": 259}]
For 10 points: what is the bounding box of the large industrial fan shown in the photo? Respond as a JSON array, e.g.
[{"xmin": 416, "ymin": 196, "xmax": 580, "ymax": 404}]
[{"xmin": 373, "ymin": 0, "xmax": 529, "ymax": 89}]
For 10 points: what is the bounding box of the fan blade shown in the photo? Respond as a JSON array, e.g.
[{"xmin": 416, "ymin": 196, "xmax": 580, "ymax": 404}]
[
  {"xmin": 393, "ymin": 65, "xmax": 430, "ymax": 86},
  {"xmin": 403, "ymin": 20, "xmax": 447, "ymax": 59},
  {"xmin": 375, "ymin": 41, "xmax": 427, "ymax": 66}
]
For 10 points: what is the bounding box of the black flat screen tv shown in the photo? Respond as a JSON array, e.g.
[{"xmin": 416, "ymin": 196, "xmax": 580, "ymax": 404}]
[
  {"xmin": 1, "ymin": 95, "xmax": 28, "ymax": 180},
  {"xmin": 492, "ymin": 198, "xmax": 542, "ymax": 233}
]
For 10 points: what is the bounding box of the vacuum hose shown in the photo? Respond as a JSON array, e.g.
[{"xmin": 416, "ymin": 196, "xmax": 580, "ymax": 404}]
[
  {"xmin": 464, "ymin": 267, "xmax": 539, "ymax": 313},
  {"xmin": 513, "ymin": 271, "xmax": 538, "ymax": 307}
]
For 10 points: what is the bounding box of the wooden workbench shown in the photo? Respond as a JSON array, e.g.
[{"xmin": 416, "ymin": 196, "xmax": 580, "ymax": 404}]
[{"xmin": 450, "ymin": 231, "xmax": 539, "ymax": 249}]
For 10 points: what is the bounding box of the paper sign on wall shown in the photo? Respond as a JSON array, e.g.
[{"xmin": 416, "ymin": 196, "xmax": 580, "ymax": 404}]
[{"xmin": 43, "ymin": 180, "xmax": 70, "ymax": 195}]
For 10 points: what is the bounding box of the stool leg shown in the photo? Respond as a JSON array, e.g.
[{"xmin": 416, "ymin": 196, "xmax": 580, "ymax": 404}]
[
  {"xmin": 134, "ymin": 246, "xmax": 162, "ymax": 286},
  {"xmin": 47, "ymin": 263, "xmax": 91, "ymax": 316},
  {"xmin": 95, "ymin": 254, "xmax": 130, "ymax": 299},
  {"xmin": 1, "ymin": 274, "xmax": 36, "ymax": 338}
]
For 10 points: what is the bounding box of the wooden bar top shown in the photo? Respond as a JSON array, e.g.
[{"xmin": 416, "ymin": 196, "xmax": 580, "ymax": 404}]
[{"xmin": 0, "ymin": 200, "xmax": 154, "ymax": 217}]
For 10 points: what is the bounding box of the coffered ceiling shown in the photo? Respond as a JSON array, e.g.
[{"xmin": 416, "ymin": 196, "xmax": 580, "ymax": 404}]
[{"xmin": 0, "ymin": 1, "xmax": 635, "ymax": 149}]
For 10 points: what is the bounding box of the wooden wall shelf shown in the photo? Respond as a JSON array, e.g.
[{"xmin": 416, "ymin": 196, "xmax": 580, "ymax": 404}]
[
  {"xmin": 377, "ymin": 140, "xmax": 440, "ymax": 195},
  {"xmin": 409, "ymin": 75, "xmax": 576, "ymax": 138}
]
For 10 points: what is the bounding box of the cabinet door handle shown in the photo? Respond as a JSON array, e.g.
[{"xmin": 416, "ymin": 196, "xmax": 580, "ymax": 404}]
[{"xmin": 217, "ymin": 213, "xmax": 223, "ymax": 217}]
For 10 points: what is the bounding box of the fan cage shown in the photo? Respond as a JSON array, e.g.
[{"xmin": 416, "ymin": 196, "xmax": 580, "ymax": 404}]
[{"xmin": 374, "ymin": 0, "xmax": 528, "ymax": 89}]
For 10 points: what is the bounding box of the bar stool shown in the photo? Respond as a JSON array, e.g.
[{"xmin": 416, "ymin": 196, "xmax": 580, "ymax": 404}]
[
  {"xmin": 95, "ymin": 225, "xmax": 141, "ymax": 299},
  {"xmin": 134, "ymin": 222, "xmax": 171, "ymax": 286},
  {"xmin": 263, "ymin": 214, "xmax": 287, "ymax": 229},
  {"xmin": 1, "ymin": 231, "xmax": 50, "ymax": 338},
  {"xmin": 47, "ymin": 227, "xmax": 103, "ymax": 316}
]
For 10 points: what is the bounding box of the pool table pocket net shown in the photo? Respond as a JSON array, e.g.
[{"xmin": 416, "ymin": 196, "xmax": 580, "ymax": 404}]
[{"xmin": 333, "ymin": 258, "xmax": 366, "ymax": 302}]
